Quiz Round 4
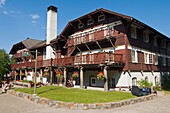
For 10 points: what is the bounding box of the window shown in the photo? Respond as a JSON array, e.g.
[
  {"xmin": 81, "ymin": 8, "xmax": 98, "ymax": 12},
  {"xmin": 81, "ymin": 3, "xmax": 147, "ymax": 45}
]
[
  {"xmin": 132, "ymin": 77, "xmax": 137, "ymax": 86},
  {"xmin": 87, "ymin": 19, "xmax": 94, "ymax": 25},
  {"xmin": 131, "ymin": 49, "xmax": 138, "ymax": 63},
  {"xmin": 98, "ymin": 15, "xmax": 105, "ymax": 22},
  {"xmin": 154, "ymin": 54, "xmax": 158, "ymax": 65},
  {"xmin": 81, "ymin": 34, "xmax": 86, "ymax": 43},
  {"xmin": 78, "ymin": 23, "xmax": 84, "ymax": 28},
  {"xmin": 89, "ymin": 33, "xmax": 94, "ymax": 41},
  {"xmin": 162, "ymin": 57, "xmax": 166, "ymax": 66},
  {"xmin": 144, "ymin": 53, "xmax": 153, "ymax": 64},
  {"xmin": 131, "ymin": 26, "xmax": 137, "ymax": 39},
  {"xmin": 143, "ymin": 31, "xmax": 149, "ymax": 43},
  {"xmin": 89, "ymin": 54, "xmax": 94, "ymax": 63},
  {"xmin": 155, "ymin": 76, "xmax": 159, "ymax": 85},
  {"xmin": 74, "ymin": 56, "xmax": 80, "ymax": 63},
  {"xmin": 82, "ymin": 55, "xmax": 86, "ymax": 63},
  {"xmin": 161, "ymin": 39, "xmax": 166, "ymax": 48},
  {"xmin": 154, "ymin": 37, "xmax": 158, "ymax": 46},
  {"xmin": 145, "ymin": 76, "xmax": 148, "ymax": 82}
]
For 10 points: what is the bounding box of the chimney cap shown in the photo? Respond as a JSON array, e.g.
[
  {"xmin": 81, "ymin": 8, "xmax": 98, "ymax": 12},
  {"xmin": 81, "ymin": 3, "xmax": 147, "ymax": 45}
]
[{"xmin": 47, "ymin": 6, "xmax": 57, "ymax": 12}]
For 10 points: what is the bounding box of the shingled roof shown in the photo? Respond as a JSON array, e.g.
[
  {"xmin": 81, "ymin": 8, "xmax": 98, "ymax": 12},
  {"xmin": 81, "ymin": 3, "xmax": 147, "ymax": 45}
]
[{"xmin": 9, "ymin": 38, "xmax": 42, "ymax": 54}]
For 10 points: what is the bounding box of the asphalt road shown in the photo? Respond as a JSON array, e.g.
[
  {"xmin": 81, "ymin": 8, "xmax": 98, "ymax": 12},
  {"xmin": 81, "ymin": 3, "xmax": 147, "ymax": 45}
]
[{"xmin": 0, "ymin": 93, "xmax": 170, "ymax": 113}]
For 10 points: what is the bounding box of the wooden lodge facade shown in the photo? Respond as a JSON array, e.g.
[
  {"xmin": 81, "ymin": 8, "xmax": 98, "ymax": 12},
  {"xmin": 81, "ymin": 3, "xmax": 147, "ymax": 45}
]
[{"xmin": 10, "ymin": 6, "xmax": 170, "ymax": 91}]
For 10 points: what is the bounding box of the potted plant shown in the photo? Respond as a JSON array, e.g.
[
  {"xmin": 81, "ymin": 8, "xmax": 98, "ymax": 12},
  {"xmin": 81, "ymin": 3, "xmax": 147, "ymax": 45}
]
[
  {"xmin": 71, "ymin": 71, "xmax": 79, "ymax": 86},
  {"xmin": 56, "ymin": 71, "xmax": 63, "ymax": 86},
  {"xmin": 72, "ymin": 71, "xmax": 79, "ymax": 79},
  {"xmin": 42, "ymin": 71, "xmax": 49, "ymax": 84},
  {"xmin": 97, "ymin": 72, "xmax": 105, "ymax": 80}
]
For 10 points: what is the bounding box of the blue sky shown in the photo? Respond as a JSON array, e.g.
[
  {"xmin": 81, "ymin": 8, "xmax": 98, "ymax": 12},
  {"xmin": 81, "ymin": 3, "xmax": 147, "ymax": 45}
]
[{"xmin": 0, "ymin": 0, "xmax": 170, "ymax": 53}]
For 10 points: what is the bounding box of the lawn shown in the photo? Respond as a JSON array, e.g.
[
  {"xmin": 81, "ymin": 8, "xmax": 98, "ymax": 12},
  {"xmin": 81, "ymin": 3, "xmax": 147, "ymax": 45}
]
[{"xmin": 14, "ymin": 86, "xmax": 136, "ymax": 104}]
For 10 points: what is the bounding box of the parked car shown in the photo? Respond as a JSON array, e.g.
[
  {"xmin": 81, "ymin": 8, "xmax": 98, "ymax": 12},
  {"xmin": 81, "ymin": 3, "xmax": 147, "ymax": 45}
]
[{"xmin": 131, "ymin": 86, "xmax": 151, "ymax": 96}]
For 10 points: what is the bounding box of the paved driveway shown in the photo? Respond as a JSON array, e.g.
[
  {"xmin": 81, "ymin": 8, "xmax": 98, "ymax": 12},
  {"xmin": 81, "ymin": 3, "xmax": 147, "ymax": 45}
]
[{"xmin": 0, "ymin": 93, "xmax": 170, "ymax": 113}]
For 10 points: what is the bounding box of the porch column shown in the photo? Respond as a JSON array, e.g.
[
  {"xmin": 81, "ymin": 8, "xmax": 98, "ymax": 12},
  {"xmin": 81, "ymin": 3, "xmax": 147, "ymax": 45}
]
[
  {"xmin": 32, "ymin": 69, "xmax": 34, "ymax": 81},
  {"xmin": 40, "ymin": 69, "xmax": 43, "ymax": 83},
  {"xmin": 64, "ymin": 68, "xmax": 67, "ymax": 87},
  {"xmin": 25, "ymin": 69, "xmax": 27, "ymax": 80},
  {"xmin": 80, "ymin": 67, "xmax": 84, "ymax": 89},
  {"xmin": 104, "ymin": 66, "xmax": 108, "ymax": 92},
  {"xmin": 20, "ymin": 70, "xmax": 22, "ymax": 80}
]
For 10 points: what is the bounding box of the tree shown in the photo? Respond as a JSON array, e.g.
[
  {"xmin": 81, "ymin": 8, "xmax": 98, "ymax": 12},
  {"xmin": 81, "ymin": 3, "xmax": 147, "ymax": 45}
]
[{"xmin": 0, "ymin": 49, "xmax": 10, "ymax": 80}]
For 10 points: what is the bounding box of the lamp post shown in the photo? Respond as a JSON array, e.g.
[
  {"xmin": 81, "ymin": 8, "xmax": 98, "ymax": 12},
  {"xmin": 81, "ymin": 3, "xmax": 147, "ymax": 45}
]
[{"xmin": 34, "ymin": 49, "xmax": 38, "ymax": 95}]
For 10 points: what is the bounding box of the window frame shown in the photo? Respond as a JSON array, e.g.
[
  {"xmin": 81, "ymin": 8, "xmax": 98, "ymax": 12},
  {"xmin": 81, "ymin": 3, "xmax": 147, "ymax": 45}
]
[
  {"xmin": 131, "ymin": 26, "xmax": 137, "ymax": 39},
  {"xmin": 143, "ymin": 30, "xmax": 149, "ymax": 43},
  {"xmin": 131, "ymin": 49, "xmax": 138, "ymax": 63},
  {"xmin": 78, "ymin": 23, "xmax": 84, "ymax": 29},
  {"xmin": 98, "ymin": 15, "xmax": 105, "ymax": 22},
  {"xmin": 87, "ymin": 19, "xmax": 94, "ymax": 25}
]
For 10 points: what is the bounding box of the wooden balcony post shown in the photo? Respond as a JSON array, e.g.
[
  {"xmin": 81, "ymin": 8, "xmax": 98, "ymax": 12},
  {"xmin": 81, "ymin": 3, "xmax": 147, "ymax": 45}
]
[
  {"xmin": 80, "ymin": 67, "xmax": 84, "ymax": 89},
  {"xmin": 64, "ymin": 67, "xmax": 67, "ymax": 87},
  {"xmin": 104, "ymin": 66, "xmax": 109, "ymax": 92},
  {"xmin": 20, "ymin": 70, "xmax": 22, "ymax": 80}
]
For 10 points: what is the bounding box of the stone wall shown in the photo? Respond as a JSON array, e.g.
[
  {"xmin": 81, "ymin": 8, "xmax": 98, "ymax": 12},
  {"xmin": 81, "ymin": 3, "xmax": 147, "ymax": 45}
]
[{"xmin": 7, "ymin": 90, "xmax": 157, "ymax": 110}]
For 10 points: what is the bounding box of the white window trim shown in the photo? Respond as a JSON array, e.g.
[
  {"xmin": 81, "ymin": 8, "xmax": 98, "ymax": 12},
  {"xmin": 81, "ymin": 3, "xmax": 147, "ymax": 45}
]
[
  {"xmin": 144, "ymin": 52, "xmax": 153, "ymax": 64},
  {"xmin": 131, "ymin": 49, "xmax": 138, "ymax": 63}
]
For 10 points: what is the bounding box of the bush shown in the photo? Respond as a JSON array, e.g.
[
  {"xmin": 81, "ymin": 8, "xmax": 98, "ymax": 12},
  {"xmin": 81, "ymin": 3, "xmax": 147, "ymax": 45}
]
[{"xmin": 137, "ymin": 80, "xmax": 153, "ymax": 88}]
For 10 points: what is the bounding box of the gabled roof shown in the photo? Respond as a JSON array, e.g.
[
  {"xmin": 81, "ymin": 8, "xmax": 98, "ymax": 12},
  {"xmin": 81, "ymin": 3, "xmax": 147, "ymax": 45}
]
[
  {"xmin": 59, "ymin": 8, "xmax": 133, "ymax": 37},
  {"xmin": 59, "ymin": 8, "xmax": 169, "ymax": 40},
  {"xmin": 9, "ymin": 38, "xmax": 42, "ymax": 54},
  {"xmin": 29, "ymin": 40, "xmax": 46, "ymax": 50}
]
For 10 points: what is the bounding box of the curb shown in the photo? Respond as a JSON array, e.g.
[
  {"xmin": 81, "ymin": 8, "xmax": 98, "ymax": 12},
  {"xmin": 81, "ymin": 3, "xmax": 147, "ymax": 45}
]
[{"xmin": 7, "ymin": 90, "xmax": 157, "ymax": 110}]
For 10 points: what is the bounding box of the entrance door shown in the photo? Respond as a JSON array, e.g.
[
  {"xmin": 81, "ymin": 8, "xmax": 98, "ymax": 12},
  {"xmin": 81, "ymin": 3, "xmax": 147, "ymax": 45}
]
[{"xmin": 91, "ymin": 77, "xmax": 96, "ymax": 86}]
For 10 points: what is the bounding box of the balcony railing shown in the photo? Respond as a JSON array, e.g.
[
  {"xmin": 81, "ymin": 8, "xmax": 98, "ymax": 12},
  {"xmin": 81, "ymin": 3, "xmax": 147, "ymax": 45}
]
[
  {"xmin": 67, "ymin": 29, "xmax": 123, "ymax": 47},
  {"xmin": 11, "ymin": 52, "xmax": 124, "ymax": 70}
]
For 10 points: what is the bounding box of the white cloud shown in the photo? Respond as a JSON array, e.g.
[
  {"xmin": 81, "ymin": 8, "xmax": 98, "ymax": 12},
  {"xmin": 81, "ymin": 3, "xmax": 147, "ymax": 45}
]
[
  {"xmin": 30, "ymin": 14, "xmax": 40, "ymax": 20},
  {"xmin": 0, "ymin": 0, "xmax": 6, "ymax": 7},
  {"xmin": 3, "ymin": 10, "xmax": 8, "ymax": 15}
]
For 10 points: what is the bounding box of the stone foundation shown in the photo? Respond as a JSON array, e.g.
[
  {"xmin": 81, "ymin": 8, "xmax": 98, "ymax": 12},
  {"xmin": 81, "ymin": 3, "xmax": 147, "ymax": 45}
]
[{"xmin": 7, "ymin": 90, "xmax": 157, "ymax": 110}]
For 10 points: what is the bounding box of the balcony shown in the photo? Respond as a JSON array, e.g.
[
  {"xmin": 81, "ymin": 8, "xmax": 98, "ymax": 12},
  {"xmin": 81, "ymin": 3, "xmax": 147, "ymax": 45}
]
[
  {"xmin": 11, "ymin": 52, "xmax": 124, "ymax": 70},
  {"xmin": 67, "ymin": 29, "xmax": 123, "ymax": 47}
]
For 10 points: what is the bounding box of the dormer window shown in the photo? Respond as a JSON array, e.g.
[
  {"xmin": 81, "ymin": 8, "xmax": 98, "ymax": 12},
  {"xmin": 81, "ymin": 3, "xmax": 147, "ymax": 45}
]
[
  {"xmin": 87, "ymin": 19, "xmax": 94, "ymax": 25},
  {"xmin": 78, "ymin": 23, "xmax": 84, "ymax": 29},
  {"xmin": 131, "ymin": 26, "xmax": 137, "ymax": 39},
  {"xmin": 98, "ymin": 15, "xmax": 105, "ymax": 22},
  {"xmin": 161, "ymin": 39, "xmax": 166, "ymax": 48},
  {"xmin": 143, "ymin": 30, "xmax": 149, "ymax": 43}
]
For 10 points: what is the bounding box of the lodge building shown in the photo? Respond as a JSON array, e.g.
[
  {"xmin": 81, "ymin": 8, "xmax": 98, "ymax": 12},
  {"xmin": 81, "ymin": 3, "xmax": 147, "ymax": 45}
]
[{"xmin": 10, "ymin": 6, "xmax": 170, "ymax": 91}]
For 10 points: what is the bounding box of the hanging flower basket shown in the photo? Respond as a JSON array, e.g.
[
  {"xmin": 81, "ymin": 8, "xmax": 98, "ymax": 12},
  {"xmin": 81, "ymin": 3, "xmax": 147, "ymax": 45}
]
[
  {"xmin": 97, "ymin": 72, "xmax": 105, "ymax": 80},
  {"xmin": 43, "ymin": 71, "xmax": 50, "ymax": 77},
  {"xmin": 56, "ymin": 71, "xmax": 63, "ymax": 78},
  {"xmin": 72, "ymin": 71, "xmax": 79, "ymax": 79}
]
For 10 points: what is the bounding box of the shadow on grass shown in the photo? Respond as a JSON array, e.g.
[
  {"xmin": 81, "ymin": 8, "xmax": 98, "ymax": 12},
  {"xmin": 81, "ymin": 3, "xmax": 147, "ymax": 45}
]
[{"xmin": 37, "ymin": 87, "xmax": 57, "ymax": 95}]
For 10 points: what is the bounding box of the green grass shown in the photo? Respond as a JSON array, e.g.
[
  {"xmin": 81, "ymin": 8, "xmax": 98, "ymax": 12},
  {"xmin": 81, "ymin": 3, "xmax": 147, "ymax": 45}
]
[{"xmin": 14, "ymin": 86, "xmax": 136, "ymax": 104}]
